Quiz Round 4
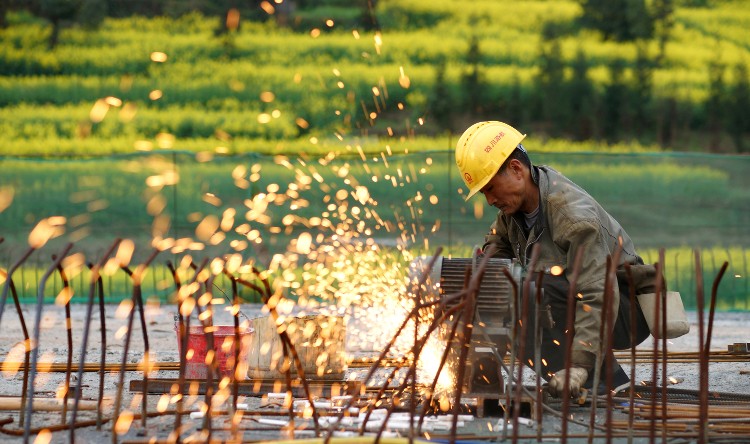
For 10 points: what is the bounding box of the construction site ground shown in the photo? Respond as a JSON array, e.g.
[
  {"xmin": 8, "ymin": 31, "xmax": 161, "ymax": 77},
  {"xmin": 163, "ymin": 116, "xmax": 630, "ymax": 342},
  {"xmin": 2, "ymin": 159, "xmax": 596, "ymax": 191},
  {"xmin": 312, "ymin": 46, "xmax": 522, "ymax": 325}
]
[{"xmin": 0, "ymin": 303, "xmax": 748, "ymax": 443}]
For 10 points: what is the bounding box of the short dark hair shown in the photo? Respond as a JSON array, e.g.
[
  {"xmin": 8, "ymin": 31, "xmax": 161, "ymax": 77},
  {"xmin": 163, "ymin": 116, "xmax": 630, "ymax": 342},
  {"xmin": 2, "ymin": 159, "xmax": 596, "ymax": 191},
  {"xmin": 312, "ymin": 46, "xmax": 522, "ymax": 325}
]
[{"xmin": 498, "ymin": 144, "xmax": 532, "ymax": 173}]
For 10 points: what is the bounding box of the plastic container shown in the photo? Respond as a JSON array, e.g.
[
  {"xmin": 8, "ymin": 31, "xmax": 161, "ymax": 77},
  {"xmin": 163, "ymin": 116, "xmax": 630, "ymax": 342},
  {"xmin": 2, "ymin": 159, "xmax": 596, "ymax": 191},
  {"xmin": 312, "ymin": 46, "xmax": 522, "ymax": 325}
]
[{"xmin": 175, "ymin": 324, "xmax": 253, "ymax": 380}]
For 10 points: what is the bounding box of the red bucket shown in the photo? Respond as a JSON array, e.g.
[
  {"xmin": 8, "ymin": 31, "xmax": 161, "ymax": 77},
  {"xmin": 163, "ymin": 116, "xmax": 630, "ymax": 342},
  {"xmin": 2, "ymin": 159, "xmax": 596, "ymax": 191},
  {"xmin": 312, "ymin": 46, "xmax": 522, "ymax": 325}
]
[{"xmin": 176, "ymin": 325, "xmax": 253, "ymax": 380}]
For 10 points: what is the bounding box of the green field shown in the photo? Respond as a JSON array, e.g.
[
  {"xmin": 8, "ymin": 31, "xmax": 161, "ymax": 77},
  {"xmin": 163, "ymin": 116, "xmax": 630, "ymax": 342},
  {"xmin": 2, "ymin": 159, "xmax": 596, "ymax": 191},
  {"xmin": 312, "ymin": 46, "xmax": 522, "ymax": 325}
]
[{"xmin": 1, "ymin": 0, "xmax": 749, "ymax": 156}]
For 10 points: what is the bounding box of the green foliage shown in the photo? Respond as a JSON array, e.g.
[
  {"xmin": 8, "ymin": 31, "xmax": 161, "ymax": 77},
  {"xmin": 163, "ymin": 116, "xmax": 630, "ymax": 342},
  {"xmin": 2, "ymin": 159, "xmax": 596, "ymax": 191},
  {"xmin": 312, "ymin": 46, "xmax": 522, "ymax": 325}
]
[
  {"xmin": 428, "ymin": 56, "xmax": 452, "ymax": 128},
  {"xmin": 578, "ymin": 0, "xmax": 654, "ymax": 41},
  {"xmin": 376, "ymin": 1, "xmax": 452, "ymax": 30},
  {"xmin": 727, "ymin": 61, "xmax": 750, "ymax": 152},
  {"xmin": 460, "ymin": 35, "xmax": 484, "ymax": 115},
  {"xmin": 567, "ymin": 48, "xmax": 596, "ymax": 140},
  {"xmin": 631, "ymin": 43, "xmax": 654, "ymax": 136},
  {"xmin": 75, "ymin": 0, "xmax": 106, "ymax": 29},
  {"xmin": 0, "ymin": 3, "xmax": 749, "ymax": 154},
  {"xmin": 602, "ymin": 58, "xmax": 628, "ymax": 142},
  {"xmin": 534, "ymin": 38, "xmax": 567, "ymax": 135}
]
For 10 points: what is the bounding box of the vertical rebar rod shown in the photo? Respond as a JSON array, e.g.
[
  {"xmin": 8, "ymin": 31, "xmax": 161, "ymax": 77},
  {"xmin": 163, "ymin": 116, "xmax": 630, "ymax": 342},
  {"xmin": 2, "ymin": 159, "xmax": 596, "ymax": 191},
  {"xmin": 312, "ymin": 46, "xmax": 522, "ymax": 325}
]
[
  {"xmin": 408, "ymin": 288, "xmax": 420, "ymax": 444},
  {"xmin": 659, "ymin": 249, "xmax": 668, "ymax": 444},
  {"xmin": 624, "ymin": 264, "xmax": 636, "ymax": 444},
  {"xmin": 605, "ymin": 247, "xmax": 623, "ymax": 444},
  {"xmin": 705, "ymin": 261, "xmax": 728, "ymax": 356},
  {"xmin": 70, "ymin": 240, "xmax": 120, "ymax": 443},
  {"xmin": 94, "ymin": 262, "xmax": 108, "ymax": 429},
  {"xmin": 501, "ymin": 266, "xmax": 519, "ymax": 441},
  {"xmin": 416, "ymin": 304, "xmax": 462, "ymax": 433},
  {"xmin": 695, "ymin": 250, "xmax": 707, "ymax": 444},
  {"xmin": 55, "ymin": 258, "xmax": 73, "ymax": 424},
  {"xmin": 512, "ymin": 244, "xmax": 541, "ymax": 444},
  {"xmin": 0, "ymin": 247, "xmax": 35, "ymax": 331},
  {"xmin": 582, "ymin": 239, "xmax": 621, "ymax": 443},
  {"xmin": 560, "ymin": 247, "xmax": 584, "ymax": 444},
  {"xmin": 226, "ymin": 274, "xmax": 241, "ymax": 442},
  {"xmin": 198, "ymin": 272, "xmax": 221, "ymax": 439},
  {"xmin": 449, "ymin": 264, "xmax": 481, "ymax": 444},
  {"xmin": 166, "ymin": 260, "xmax": 186, "ymax": 444},
  {"xmin": 7, "ymin": 278, "xmax": 31, "ymax": 428},
  {"xmin": 132, "ymin": 257, "xmax": 156, "ymax": 430},
  {"xmin": 112, "ymin": 248, "xmax": 159, "ymax": 443},
  {"xmin": 0, "ymin": 235, "xmax": 31, "ymax": 427},
  {"xmin": 587, "ymin": 245, "xmax": 620, "ymax": 444},
  {"xmin": 649, "ymin": 254, "xmax": 664, "ymax": 444},
  {"xmin": 170, "ymin": 258, "xmax": 209, "ymax": 443},
  {"xmin": 533, "ymin": 272, "xmax": 544, "ymax": 442},
  {"xmin": 23, "ymin": 243, "xmax": 72, "ymax": 444}
]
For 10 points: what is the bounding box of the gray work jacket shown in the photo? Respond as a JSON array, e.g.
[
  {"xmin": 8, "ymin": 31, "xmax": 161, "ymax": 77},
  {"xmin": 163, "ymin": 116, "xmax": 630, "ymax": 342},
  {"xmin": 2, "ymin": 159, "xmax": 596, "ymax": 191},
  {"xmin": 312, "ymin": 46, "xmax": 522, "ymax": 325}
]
[{"xmin": 482, "ymin": 165, "xmax": 643, "ymax": 370}]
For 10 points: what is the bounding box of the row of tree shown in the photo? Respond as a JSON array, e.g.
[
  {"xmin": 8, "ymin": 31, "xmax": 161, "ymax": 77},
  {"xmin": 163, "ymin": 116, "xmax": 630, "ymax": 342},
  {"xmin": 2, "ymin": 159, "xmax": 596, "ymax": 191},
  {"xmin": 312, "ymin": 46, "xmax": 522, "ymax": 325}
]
[
  {"xmin": 427, "ymin": 37, "xmax": 749, "ymax": 153},
  {"xmin": 1, "ymin": 0, "xmax": 376, "ymax": 47},
  {"xmin": 3, "ymin": 0, "xmax": 676, "ymax": 46}
]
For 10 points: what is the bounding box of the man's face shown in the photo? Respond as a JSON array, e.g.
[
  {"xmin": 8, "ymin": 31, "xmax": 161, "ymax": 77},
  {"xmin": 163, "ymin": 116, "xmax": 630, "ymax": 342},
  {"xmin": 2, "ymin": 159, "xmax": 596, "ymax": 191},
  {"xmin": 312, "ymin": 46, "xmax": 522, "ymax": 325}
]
[{"xmin": 479, "ymin": 163, "xmax": 526, "ymax": 215}]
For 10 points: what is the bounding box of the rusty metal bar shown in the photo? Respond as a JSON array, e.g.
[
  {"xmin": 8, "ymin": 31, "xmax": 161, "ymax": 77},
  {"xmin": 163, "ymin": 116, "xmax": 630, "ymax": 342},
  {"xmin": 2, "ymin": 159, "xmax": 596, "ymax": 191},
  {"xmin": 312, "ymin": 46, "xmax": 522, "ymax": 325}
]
[
  {"xmin": 4, "ymin": 270, "xmax": 32, "ymax": 428},
  {"xmin": 0, "ymin": 243, "xmax": 38, "ymax": 430},
  {"xmin": 648, "ymin": 253, "xmax": 665, "ymax": 444},
  {"xmin": 706, "ymin": 261, "xmax": 728, "ymax": 356},
  {"xmin": 560, "ymin": 247, "xmax": 584, "ymax": 444},
  {"xmin": 695, "ymin": 250, "xmax": 707, "ymax": 444},
  {"xmin": 500, "ymin": 265, "xmax": 519, "ymax": 441},
  {"xmin": 70, "ymin": 241, "xmax": 120, "ymax": 442},
  {"xmin": 93, "ymin": 260, "xmax": 108, "ymax": 430},
  {"xmin": 166, "ymin": 259, "xmax": 188, "ymax": 444},
  {"xmin": 512, "ymin": 243, "xmax": 541, "ymax": 444},
  {"xmin": 624, "ymin": 263, "xmax": 637, "ymax": 444},
  {"xmin": 659, "ymin": 249, "xmax": 668, "ymax": 444},
  {"xmin": 23, "ymin": 243, "xmax": 72, "ymax": 444},
  {"xmin": 112, "ymin": 248, "xmax": 160, "ymax": 444},
  {"xmin": 53, "ymin": 257, "xmax": 74, "ymax": 424},
  {"xmin": 533, "ymin": 271, "xmax": 544, "ymax": 443},
  {"xmin": 449, "ymin": 265, "xmax": 479, "ymax": 444}
]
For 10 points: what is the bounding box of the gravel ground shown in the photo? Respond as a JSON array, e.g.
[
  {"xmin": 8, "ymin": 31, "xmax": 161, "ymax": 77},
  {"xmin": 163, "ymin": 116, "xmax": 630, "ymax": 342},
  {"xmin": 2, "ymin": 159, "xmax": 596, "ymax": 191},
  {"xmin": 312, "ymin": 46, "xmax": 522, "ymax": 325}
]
[{"xmin": 0, "ymin": 303, "xmax": 747, "ymax": 443}]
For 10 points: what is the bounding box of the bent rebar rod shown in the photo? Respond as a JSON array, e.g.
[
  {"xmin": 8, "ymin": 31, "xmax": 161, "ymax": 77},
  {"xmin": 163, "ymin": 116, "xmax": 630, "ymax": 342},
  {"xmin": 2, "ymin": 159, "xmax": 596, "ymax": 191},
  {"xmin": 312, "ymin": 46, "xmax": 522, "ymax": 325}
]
[
  {"xmin": 0, "ymin": 246, "xmax": 35, "ymax": 331},
  {"xmin": 23, "ymin": 243, "xmax": 73, "ymax": 444},
  {"xmin": 112, "ymin": 248, "xmax": 160, "ymax": 444},
  {"xmin": 0, "ymin": 252, "xmax": 34, "ymax": 428},
  {"xmin": 54, "ymin": 257, "xmax": 74, "ymax": 424},
  {"xmin": 69, "ymin": 240, "xmax": 120, "ymax": 443}
]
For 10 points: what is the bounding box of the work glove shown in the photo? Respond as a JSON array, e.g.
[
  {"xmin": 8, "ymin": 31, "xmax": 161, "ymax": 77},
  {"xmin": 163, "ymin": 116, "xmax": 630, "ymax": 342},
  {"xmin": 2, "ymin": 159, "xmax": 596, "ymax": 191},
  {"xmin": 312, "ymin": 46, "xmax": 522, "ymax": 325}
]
[{"xmin": 548, "ymin": 367, "xmax": 589, "ymax": 398}]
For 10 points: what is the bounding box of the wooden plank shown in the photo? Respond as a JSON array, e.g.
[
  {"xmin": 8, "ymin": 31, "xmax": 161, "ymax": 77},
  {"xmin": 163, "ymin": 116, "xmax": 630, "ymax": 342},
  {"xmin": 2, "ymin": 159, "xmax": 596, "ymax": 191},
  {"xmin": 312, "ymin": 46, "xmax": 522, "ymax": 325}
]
[
  {"xmin": 0, "ymin": 397, "xmax": 99, "ymax": 411},
  {"xmin": 129, "ymin": 378, "xmax": 361, "ymax": 399}
]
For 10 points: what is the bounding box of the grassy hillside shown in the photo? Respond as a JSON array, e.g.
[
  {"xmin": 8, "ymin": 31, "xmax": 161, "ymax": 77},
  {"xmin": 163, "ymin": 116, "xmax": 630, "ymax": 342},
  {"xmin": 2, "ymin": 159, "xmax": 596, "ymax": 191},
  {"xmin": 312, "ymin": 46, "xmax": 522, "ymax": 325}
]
[{"xmin": 0, "ymin": 1, "xmax": 749, "ymax": 156}]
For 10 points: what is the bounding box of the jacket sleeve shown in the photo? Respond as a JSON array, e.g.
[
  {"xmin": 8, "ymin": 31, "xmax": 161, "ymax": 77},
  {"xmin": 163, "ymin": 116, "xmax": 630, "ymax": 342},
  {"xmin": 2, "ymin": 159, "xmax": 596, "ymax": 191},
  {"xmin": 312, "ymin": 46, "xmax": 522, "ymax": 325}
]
[
  {"xmin": 482, "ymin": 214, "xmax": 515, "ymax": 259},
  {"xmin": 556, "ymin": 218, "xmax": 620, "ymax": 371}
]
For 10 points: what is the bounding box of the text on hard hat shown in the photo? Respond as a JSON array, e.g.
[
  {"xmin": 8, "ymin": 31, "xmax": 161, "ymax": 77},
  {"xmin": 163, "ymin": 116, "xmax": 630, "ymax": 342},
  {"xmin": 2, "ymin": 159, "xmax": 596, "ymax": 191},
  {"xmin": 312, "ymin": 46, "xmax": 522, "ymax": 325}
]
[{"xmin": 484, "ymin": 131, "xmax": 506, "ymax": 153}]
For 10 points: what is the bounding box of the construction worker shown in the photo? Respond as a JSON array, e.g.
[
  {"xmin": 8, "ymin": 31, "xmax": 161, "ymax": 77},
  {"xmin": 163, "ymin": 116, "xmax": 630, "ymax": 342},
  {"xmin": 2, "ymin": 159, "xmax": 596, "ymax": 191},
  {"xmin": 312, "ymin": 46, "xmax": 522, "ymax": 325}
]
[{"xmin": 455, "ymin": 121, "xmax": 655, "ymax": 398}]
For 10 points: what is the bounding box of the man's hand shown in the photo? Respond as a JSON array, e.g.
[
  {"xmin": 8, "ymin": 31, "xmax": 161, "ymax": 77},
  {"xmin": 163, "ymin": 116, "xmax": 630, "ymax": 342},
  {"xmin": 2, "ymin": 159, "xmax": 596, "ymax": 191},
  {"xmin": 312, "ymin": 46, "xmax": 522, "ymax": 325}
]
[{"xmin": 548, "ymin": 367, "xmax": 589, "ymax": 398}]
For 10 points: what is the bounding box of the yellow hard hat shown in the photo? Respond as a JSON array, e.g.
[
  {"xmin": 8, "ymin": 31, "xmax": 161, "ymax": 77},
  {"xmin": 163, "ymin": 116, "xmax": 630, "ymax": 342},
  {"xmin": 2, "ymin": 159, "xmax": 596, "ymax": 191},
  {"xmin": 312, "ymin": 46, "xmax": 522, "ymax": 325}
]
[{"xmin": 455, "ymin": 121, "xmax": 526, "ymax": 201}]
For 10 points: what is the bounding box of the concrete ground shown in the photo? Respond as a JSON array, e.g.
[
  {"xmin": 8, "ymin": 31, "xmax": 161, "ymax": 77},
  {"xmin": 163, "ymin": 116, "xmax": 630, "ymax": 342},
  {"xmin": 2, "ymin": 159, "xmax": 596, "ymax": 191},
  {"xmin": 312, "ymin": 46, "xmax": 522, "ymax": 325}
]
[{"xmin": 0, "ymin": 303, "xmax": 748, "ymax": 443}]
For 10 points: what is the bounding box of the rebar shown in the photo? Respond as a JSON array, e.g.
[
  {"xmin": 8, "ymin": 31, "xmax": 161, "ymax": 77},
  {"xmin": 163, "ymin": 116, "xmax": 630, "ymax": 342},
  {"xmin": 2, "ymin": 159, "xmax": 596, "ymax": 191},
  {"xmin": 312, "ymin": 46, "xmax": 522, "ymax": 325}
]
[
  {"xmin": 23, "ymin": 243, "xmax": 73, "ymax": 444},
  {"xmin": 112, "ymin": 247, "xmax": 159, "ymax": 444},
  {"xmin": 69, "ymin": 240, "xmax": 120, "ymax": 443},
  {"xmin": 0, "ymin": 239, "xmax": 747, "ymax": 443},
  {"xmin": 560, "ymin": 247, "xmax": 584, "ymax": 444}
]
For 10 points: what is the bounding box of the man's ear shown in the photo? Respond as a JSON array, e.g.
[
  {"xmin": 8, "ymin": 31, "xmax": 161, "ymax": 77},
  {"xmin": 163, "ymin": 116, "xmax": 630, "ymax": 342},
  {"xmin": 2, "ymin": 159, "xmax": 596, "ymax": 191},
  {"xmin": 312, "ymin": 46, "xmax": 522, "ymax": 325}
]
[{"xmin": 509, "ymin": 158, "xmax": 524, "ymax": 177}]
